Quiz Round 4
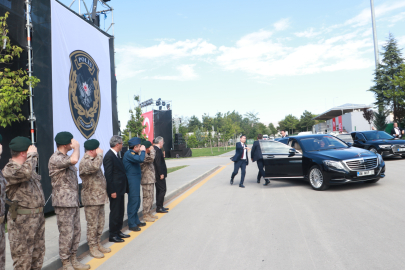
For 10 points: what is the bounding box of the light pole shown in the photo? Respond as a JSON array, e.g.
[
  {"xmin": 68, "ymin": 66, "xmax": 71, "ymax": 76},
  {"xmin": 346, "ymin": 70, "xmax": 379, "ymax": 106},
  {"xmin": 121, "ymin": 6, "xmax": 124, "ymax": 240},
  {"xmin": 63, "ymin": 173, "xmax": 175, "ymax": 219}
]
[{"xmin": 370, "ymin": 0, "xmax": 379, "ymax": 68}]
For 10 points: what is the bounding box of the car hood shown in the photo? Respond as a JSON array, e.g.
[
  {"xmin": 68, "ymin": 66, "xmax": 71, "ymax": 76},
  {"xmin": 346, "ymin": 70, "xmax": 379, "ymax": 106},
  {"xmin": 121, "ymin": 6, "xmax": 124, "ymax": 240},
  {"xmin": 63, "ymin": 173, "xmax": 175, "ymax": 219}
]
[
  {"xmin": 307, "ymin": 147, "xmax": 376, "ymax": 160},
  {"xmin": 368, "ymin": 139, "xmax": 405, "ymax": 145}
]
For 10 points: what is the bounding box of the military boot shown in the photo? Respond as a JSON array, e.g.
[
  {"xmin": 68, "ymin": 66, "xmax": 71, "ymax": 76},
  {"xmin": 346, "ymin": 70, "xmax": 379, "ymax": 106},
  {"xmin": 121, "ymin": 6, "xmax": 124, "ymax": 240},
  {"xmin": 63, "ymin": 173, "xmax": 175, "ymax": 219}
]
[
  {"xmin": 70, "ymin": 255, "xmax": 91, "ymax": 270},
  {"xmin": 150, "ymin": 212, "xmax": 159, "ymax": 219},
  {"xmin": 143, "ymin": 214, "xmax": 155, "ymax": 222},
  {"xmin": 90, "ymin": 246, "xmax": 104, "ymax": 259},
  {"xmin": 62, "ymin": 259, "xmax": 74, "ymax": 270},
  {"xmin": 98, "ymin": 243, "xmax": 111, "ymax": 254}
]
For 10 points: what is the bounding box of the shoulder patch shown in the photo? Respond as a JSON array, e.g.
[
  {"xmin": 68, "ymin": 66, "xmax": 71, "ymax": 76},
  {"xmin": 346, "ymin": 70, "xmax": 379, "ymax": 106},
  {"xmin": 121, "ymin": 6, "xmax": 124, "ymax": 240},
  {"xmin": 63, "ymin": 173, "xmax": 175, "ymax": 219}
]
[{"xmin": 131, "ymin": 152, "xmax": 135, "ymax": 155}]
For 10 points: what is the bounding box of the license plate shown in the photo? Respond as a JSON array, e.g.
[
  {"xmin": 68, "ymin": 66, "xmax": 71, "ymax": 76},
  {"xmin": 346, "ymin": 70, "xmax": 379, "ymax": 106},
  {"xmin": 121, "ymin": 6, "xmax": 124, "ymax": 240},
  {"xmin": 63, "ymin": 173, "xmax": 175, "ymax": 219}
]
[
  {"xmin": 357, "ymin": 170, "xmax": 374, "ymax": 177},
  {"xmin": 397, "ymin": 148, "xmax": 405, "ymax": 152}
]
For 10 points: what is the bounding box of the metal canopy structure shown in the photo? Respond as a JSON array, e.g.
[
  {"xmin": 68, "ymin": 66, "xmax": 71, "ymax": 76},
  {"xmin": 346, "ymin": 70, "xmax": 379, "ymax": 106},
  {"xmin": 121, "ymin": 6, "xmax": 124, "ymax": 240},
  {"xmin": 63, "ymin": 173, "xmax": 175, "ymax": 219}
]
[{"xmin": 312, "ymin": 103, "xmax": 373, "ymax": 120}]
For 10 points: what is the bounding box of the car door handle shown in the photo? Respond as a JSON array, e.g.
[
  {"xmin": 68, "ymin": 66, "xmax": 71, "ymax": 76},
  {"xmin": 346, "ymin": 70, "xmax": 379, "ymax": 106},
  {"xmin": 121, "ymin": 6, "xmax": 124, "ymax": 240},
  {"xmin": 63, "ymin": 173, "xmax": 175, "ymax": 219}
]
[{"xmin": 265, "ymin": 156, "xmax": 274, "ymax": 158}]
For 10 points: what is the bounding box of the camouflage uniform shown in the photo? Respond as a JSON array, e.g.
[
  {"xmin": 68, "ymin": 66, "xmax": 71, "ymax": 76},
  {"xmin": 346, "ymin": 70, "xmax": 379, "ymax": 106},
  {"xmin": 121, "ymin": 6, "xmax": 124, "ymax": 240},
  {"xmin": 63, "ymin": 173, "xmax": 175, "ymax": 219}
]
[
  {"xmin": 140, "ymin": 148, "xmax": 156, "ymax": 216},
  {"xmin": 0, "ymin": 156, "xmax": 6, "ymax": 270},
  {"xmin": 49, "ymin": 150, "xmax": 81, "ymax": 261},
  {"xmin": 79, "ymin": 153, "xmax": 109, "ymax": 247},
  {"xmin": 2, "ymin": 152, "xmax": 45, "ymax": 270}
]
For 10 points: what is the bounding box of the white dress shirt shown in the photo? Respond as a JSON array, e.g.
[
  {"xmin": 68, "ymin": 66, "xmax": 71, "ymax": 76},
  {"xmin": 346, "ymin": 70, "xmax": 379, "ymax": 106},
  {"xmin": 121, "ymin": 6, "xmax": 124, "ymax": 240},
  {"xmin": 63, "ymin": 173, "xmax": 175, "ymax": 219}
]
[
  {"xmin": 110, "ymin": 148, "xmax": 118, "ymax": 157},
  {"xmin": 241, "ymin": 143, "xmax": 247, "ymax": 160},
  {"xmin": 395, "ymin": 127, "xmax": 400, "ymax": 135}
]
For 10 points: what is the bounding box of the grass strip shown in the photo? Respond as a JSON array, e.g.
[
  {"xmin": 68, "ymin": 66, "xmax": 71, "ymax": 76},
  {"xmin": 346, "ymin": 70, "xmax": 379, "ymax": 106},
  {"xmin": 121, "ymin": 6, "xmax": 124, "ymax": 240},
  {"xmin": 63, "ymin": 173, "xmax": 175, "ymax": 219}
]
[{"xmin": 167, "ymin": 165, "xmax": 188, "ymax": 174}]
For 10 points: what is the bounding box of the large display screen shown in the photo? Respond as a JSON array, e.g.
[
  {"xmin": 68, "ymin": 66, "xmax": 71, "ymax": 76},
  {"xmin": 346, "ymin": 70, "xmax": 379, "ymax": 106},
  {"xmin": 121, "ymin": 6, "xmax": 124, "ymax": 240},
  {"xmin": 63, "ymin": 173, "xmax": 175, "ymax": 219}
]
[{"xmin": 51, "ymin": 0, "xmax": 113, "ymax": 182}]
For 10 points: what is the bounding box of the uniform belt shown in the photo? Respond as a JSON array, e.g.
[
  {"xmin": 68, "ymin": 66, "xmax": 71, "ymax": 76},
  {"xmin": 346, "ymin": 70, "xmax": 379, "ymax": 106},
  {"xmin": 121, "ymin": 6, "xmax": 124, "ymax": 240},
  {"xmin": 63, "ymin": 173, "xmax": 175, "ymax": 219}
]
[
  {"xmin": 0, "ymin": 215, "xmax": 4, "ymax": 223},
  {"xmin": 17, "ymin": 207, "xmax": 43, "ymax": 215}
]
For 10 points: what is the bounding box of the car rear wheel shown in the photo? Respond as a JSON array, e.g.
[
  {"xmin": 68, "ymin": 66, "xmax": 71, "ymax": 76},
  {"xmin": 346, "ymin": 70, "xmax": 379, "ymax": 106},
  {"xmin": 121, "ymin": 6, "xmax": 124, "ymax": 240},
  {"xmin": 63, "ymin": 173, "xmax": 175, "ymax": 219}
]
[
  {"xmin": 308, "ymin": 165, "xmax": 329, "ymax": 191},
  {"xmin": 364, "ymin": 178, "xmax": 380, "ymax": 184},
  {"xmin": 368, "ymin": 147, "xmax": 378, "ymax": 154}
]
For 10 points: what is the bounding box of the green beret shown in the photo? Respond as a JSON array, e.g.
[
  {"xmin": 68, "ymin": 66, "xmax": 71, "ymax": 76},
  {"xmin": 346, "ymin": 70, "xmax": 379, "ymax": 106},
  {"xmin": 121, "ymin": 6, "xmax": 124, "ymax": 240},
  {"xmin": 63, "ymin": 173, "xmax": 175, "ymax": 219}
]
[
  {"xmin": 84, "ymin": 139, "xmax": 100, "ymax": 150},
  {"xmin": 141, "ymin": 140, "xmax": 152, "ymax": 148},
  {"xmin": 55, "ymin": 131, "xmax": 73, "ymax": 145},
  {"xmin": 0, "ymin": 134, "xmax": 2, "ymax": 143},
  {"xmin": 9, "ymin": 136, "xmax": 31, "ymax": 152}
]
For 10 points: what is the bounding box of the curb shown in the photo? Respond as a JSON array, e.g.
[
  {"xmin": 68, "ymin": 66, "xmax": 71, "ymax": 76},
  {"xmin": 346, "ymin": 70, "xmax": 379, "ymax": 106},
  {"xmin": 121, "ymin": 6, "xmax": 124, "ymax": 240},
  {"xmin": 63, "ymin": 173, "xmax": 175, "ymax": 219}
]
[{"xmin": 42, "ymin": 165, "xmax": 222, "ymax": 270}]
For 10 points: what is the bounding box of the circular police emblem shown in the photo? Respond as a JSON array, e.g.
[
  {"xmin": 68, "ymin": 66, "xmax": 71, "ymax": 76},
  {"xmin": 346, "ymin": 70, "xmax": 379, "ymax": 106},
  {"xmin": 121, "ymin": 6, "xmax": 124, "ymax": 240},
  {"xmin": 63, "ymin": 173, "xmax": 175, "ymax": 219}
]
[{"xmin": 68, "ymin": 50, "xmax": 101, "ymax": 139}]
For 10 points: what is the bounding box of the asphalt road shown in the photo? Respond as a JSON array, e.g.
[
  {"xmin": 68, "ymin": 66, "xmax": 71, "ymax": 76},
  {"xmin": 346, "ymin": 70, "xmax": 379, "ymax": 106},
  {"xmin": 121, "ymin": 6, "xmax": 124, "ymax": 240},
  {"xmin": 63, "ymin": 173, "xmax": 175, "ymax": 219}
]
[{"xmin": 85, "ymin": 155, "xmax": 405, "ymax": 270}]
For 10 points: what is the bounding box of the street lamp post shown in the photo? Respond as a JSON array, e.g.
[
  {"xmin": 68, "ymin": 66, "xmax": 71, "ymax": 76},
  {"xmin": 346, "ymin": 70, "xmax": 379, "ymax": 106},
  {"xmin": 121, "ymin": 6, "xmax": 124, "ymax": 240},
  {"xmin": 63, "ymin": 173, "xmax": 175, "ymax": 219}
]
[{"xmin": 370, "ymin": 0, "xmax": 379, "ymax": 68}]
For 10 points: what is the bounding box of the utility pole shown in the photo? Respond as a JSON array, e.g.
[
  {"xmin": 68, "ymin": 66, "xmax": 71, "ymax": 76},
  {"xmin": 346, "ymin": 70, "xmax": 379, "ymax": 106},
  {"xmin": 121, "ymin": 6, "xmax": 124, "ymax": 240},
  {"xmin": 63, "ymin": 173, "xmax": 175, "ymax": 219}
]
[{"xmin": 370, "ymin": 0, "xmax": 379, "ymax": 68}]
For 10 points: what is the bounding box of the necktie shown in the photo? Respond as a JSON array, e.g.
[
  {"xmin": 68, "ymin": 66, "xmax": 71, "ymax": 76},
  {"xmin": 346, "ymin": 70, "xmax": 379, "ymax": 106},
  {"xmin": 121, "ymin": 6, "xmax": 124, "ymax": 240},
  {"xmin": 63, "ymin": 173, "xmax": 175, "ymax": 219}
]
[{"xmin": 241, "ymin": 144, "xmax": 244, "ymax": 159}]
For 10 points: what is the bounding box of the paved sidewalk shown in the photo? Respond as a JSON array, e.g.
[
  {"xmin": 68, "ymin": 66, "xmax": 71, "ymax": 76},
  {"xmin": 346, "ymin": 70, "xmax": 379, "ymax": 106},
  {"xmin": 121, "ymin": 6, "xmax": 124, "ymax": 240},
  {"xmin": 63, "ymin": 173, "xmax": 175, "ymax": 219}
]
[{"xmin": 5, "ymin": 154, "xmax": 232, "ymax": 270}]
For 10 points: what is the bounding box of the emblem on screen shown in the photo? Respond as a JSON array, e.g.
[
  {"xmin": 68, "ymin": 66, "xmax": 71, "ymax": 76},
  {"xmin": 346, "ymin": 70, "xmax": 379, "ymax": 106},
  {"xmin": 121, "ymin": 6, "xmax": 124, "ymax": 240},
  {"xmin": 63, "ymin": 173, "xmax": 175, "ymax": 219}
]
[{"xmin": 68, "ymin": 50, "xmax": 101, "ymax": 139}]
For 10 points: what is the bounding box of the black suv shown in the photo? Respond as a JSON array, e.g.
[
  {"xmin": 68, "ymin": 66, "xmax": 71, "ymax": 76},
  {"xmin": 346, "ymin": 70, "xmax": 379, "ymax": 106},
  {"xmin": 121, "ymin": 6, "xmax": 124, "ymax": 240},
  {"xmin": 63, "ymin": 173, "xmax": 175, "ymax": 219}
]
[{"xmin": 351, "ymin": 131, "xmax": 405, "ymax": 158}]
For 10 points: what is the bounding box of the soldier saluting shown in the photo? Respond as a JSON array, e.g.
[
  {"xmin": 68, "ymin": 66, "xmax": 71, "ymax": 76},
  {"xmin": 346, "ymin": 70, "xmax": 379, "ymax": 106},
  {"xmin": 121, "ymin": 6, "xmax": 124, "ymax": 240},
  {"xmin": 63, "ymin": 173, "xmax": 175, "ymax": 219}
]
[
  {"xmin": 2, "ymin": 136, "xmax": 45, "ymax": 269},
  {"xmin": 0, "ymin": 135, "xmax": 7, "ymax": 270},
  {"xmin": 48, "ymin": 132, "xmax": 89, "ymax": 270},
  {"xmin": 140, "ymin": 140, "xmax": 158, "ymax": 222},
  {"xmin": 79, "ymin": 139, "xmax": 110, "ymax": 259}
]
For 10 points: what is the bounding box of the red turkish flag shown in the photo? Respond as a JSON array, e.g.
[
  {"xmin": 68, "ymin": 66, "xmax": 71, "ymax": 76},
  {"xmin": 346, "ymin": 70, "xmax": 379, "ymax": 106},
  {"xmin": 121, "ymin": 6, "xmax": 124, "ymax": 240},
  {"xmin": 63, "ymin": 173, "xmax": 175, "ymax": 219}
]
[{"xmin": 141, "ymin": 111, "xmax": 154, "ymax": 142}]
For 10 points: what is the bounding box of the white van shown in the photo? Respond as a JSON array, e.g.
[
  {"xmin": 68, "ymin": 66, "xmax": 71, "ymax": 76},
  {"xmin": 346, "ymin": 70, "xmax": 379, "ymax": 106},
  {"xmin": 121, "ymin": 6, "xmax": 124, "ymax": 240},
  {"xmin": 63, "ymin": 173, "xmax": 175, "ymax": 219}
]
[{"xmin": 263, "ymin": 134, "xmax": 269, "ymax": 140}]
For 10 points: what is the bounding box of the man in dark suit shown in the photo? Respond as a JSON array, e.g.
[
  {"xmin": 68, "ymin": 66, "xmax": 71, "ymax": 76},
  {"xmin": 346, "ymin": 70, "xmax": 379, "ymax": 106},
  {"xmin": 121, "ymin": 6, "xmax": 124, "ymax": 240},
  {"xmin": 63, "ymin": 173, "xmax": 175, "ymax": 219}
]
[
  {"xmin": 230, "ymin": 135, "xmax": 249, "ymax": 188},
  {"xmin": 280, "ymin": 130, "xmax": 288, "ymax": 138},
  {"xmin": 391, "ymin": 122, "xmax": 404, "ymax": 138},
  {"xmin": 251, "ymin": 134, "xmax": 270, "ymax": 186},
  {"xmin": 103, "ymin": 135, "xmax": 130, "ymax": 243},
  {"xmin": 153, "ymin": 136, "xmax": 168, "ymax": 213}
]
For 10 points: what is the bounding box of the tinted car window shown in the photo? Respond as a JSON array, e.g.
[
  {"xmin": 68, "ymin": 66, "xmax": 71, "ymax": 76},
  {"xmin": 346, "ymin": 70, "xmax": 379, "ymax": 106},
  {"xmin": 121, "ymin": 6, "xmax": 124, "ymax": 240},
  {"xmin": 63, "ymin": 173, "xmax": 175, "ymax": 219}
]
[
  {"xmin": 355, "ymin": 133, "xmax": 366, "ymax": 141},
  {"xmin": 299, "ymin": 136, "xmax": 348, "ymax": 151},
  {"xmin": 259, "ymin": 141, "xmax": 292, "ymax": 154},
  {"xmin": 363, "ymin": 131, "xmax": 394, "ymax": 140}
]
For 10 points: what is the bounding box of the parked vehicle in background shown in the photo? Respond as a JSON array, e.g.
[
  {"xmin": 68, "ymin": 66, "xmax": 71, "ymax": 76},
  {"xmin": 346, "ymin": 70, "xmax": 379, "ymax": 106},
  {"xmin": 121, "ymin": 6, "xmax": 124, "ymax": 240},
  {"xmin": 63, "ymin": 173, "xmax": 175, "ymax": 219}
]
[
  {"xmin": 334, "ymin": 133, "xmax": 354, "ymax": 144},
  {"xmin": 351, "ymin": 131, "xmax": 405, "ymax": 158},
  {"xmin": 263, "ymin": 134, "xmax": 269, "ymax": 140},
  {"xmin": 260, "ymin": 135, "xmax": 385, "ymax": 191},
  {"xmin": 297, "ymin": 131, "xmax": 313, "ymax": 136},
  {"xmin": 270, "ymin": 136, "xmax": 275, "ymax": 141}
]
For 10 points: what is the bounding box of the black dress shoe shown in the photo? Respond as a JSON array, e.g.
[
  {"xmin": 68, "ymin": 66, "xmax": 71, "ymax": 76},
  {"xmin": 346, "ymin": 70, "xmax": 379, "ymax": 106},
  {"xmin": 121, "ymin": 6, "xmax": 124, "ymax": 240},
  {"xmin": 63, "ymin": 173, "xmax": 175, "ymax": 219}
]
[
  {"xmin": 230, "ymin": 179, "xmax": 234, "ymax": 185},
  {"xmin": 257, "ymin": 179, "xmax": 260, "ymax": 183},
  {"xmin": 163, "ymin": 207, "xmax": 169, "ymax": 211},
  {"xmin": 239, "ymin": 185, "xmax": 245, "ymax": 188},
  {"xmin": 264, "ymin": 179, "xmax": 270, "ymax": 186},
  {"xmin": 156, "ymin": 208, "xmax": 168, "ymax": 213},
  {"xmin": 138, "ymin": 222, "xmax": 146, "ymax": 227},
  {"xmin": 129, "ymin": 226, "xmax": 141, "ymax": 231},
  {"xmin": 118, "ymin": 232, "xmax": 130, "ymax": 238},
  {"xmin": 109, "ymin": 236, "xmax": 124, "ymax": 243}
]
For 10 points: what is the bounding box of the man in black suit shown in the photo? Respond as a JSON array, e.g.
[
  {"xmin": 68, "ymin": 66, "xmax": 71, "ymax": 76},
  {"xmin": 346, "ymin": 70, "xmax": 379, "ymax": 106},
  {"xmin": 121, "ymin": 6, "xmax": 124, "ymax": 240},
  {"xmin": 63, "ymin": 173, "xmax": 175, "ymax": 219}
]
[
  {"xmin": 103, "ymin": 135, "xmax": 130, "ymax": 243},
  {"xmin": 153, "ymin": 136, "xmax": 169, "ymax": 213},
  {"xmin": 280, "ymin": 130, "xmax": 288, "ymax": 138},
  {"xmin": 391, "ymin": 122, "xmax": 404, "ymax": 139},
  {"xmin": 230, "ymin": 135, "xmax": 249, "ymax": 188},
  {"xmin": 251, "ymin": 134, "xmax": 270, "ymax": 186}
]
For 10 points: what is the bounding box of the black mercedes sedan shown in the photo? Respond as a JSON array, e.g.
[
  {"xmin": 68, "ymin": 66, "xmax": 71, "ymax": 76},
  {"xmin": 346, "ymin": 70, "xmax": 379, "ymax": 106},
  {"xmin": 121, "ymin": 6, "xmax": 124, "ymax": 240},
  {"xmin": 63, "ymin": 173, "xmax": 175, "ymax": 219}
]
[
  {"xmin": 260, "ymin": 134, "xmax": 385, "ymax": 191},
  {"xmin": 351, "ymin": 131, "xmax": 405, "ymax": 158}
]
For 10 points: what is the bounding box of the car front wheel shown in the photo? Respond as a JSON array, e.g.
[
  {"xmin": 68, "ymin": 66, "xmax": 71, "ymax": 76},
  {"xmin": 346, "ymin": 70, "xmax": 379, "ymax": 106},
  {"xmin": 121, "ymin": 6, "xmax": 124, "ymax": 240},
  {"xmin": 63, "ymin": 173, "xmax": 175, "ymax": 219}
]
[{"xmin": 308, "ymin": 165, "xmax": 330, "ymax": 191}]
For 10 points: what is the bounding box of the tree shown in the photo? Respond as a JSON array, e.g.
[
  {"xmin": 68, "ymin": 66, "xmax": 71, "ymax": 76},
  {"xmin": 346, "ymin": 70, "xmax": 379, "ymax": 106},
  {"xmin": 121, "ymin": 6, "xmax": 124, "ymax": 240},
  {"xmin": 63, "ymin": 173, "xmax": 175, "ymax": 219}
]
[
  {"xmin": 0, "ymin": 12, "xmax": 40, "ymax": 127},
  {"xmin": 362, "ymin": 108, "xmax": 375, "ymax": 129},
  {"xmin": 188, "ymin": 115, "xmax": 202, "ymax": 132},
  {"xmin": 281, "ymin": 114, "xmax": 299, "ymax": 135},
  {"xmin": 122, "ymin": 95, "xmax": 147, "ymax": 145},
  {"xmin": 299, "ymin": 110, "xmax": 316, "ymax": 131},
  {"xmin": 373, "ymin": 109, "xmax": 388, "ymax": 131},
  {"xmin": 268, "ymin": 123, "xmax": 277, "ymax": 136},
  {"xmin": 369, "ymin": 33, "xmax": 405, "ymax": 122}
]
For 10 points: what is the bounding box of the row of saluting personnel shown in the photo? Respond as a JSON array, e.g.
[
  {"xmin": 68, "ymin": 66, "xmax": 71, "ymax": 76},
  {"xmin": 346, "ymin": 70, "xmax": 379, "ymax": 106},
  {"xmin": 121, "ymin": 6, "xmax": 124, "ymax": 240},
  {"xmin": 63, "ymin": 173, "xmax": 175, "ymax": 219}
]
[{"xmin": 0, "ymin": 132, "xmax": 168, "ymax": 270}]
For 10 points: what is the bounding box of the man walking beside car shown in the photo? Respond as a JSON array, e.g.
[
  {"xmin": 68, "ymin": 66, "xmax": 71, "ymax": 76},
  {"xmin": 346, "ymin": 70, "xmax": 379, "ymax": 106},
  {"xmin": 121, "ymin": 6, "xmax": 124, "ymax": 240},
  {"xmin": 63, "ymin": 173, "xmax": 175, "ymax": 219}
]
[
  {"xmin": 391, "ymin": 123, "xmax": 404, "ymax": 139},
  {"xmin": 230, "ymin": 135, "xmax": 249, "ymax": 188},
  {"xmin": 251, "ymin": 134, "xmax": 270, "ymax": 186}
]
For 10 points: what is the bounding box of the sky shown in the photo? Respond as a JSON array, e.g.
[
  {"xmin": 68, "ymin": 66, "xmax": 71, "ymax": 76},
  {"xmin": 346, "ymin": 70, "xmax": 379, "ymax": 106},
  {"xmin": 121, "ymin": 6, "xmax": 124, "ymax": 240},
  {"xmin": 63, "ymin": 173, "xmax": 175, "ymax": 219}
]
[{"xmin": 62, "ymin": 0, "xmax": 405, "ymax": 127}]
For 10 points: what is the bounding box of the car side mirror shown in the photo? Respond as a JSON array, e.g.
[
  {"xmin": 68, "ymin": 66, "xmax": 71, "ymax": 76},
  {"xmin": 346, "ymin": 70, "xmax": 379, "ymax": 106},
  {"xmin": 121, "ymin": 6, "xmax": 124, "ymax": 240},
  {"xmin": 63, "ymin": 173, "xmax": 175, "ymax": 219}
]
[
  {"xmin": 289, "ymin": 148, "xmax": 296, "ymax": 156},
  {"xmin": 346, "ymin": 142, "xmax": 352, "ymax": 147}
]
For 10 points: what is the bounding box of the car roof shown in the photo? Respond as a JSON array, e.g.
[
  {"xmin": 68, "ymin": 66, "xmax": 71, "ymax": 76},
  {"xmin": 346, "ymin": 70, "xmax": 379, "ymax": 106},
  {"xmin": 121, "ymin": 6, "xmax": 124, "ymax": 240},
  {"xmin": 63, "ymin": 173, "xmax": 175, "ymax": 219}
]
[{"xmin": 351, "ymin": 130, "xmax": 382, "ymax": 134}]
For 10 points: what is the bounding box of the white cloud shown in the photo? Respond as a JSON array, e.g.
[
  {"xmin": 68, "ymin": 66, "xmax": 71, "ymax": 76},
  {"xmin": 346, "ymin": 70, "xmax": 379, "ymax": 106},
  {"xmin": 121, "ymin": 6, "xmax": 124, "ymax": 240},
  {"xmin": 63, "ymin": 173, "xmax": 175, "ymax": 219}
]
[
  {"xmin": 117, "ymin": 39, "xmax": 217, "ymax": 59},
  {"xmin": 295, "ymin": 28, "xmax": 323, "ymax": 38},
  {"xmin": 273, "ymin": 18, "xmax": 290, "ymax": 31},
  {"xmin": 147, "ymin": 64, "xmax": 198, "ymax": 81}
]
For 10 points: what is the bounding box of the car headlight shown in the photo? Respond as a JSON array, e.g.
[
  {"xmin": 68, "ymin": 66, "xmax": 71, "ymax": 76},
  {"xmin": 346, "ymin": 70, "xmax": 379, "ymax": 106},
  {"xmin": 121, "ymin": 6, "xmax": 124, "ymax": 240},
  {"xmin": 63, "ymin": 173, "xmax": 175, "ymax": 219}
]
[
  {"xmin": 379, "ymin": 144, "xmax": 391, "ymax": 149},
  {"xmin": 377, "ymin": 153, "xmax": 383, "ymax": 165},
  {"xmin": 323, "ymin": 160, "xmax": 349, "ymax": 172}
]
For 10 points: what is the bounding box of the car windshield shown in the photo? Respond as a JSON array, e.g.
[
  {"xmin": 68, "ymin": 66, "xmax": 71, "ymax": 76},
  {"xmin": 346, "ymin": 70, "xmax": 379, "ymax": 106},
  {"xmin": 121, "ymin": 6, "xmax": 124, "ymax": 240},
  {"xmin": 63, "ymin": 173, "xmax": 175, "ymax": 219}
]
[
  {"xmin": 259, "ymin": 141, "xmax": 292, "ymax": 154},
  {"xmin": 363, "ymin": 131, "xmax": 394, "ymax": 140},
  {"xmin": 299, "ymin": 136, "xmax": 348, "ymax": 151}
]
